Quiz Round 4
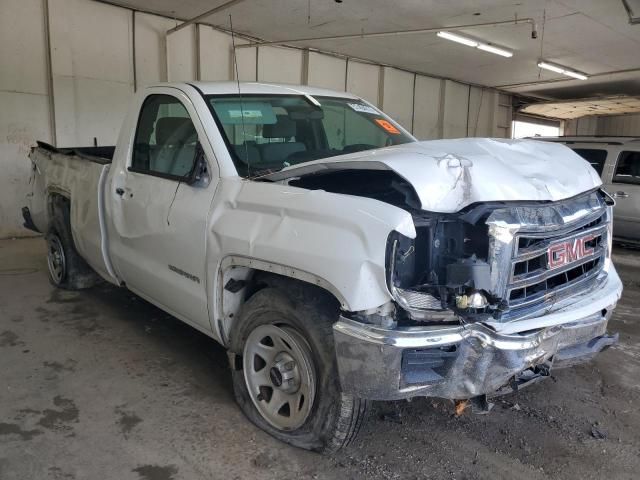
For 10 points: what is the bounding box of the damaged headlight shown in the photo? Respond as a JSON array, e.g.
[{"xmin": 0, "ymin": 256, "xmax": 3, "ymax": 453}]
[
  {"xmin": 385, "ymin": 213, "xmax": 494, "ymax": 323},
  {"xmin": 602, "ymin": 189, "xmax": 615, "ymax": 272}
]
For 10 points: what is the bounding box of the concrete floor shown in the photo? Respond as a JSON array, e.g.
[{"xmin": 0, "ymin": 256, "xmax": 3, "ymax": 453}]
[{"xmin": 0, "ymin": 237, "xmax": 639, "ymax": 480}]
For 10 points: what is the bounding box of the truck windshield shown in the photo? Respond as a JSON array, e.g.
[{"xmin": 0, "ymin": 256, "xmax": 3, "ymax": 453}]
[{"xmin": 205, "ymin": 94, "xmax": 414, "ymax": 177}]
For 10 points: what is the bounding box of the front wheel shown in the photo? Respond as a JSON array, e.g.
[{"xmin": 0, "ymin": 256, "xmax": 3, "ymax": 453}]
[{"xmin": 230, "ymin": 286, "xmax": 368, "ymax": 452}]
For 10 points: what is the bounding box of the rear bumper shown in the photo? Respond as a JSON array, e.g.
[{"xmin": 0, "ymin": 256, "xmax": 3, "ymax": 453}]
[{"xmin": 333, "ymin": 268, "xmax": 622, "ymax": 401}]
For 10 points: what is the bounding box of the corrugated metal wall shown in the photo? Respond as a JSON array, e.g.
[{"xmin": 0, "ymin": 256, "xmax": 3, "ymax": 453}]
[
  {"xmin": 564, "ymin": 114, "xmax": 640, "ymax": 137},
  {"xmin": 597, "ymin": 114, "xmax": 640, "ymax": 136}
]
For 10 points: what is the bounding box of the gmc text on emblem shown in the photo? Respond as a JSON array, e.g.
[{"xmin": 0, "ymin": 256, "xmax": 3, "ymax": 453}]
[{"xmin": 547, "ymin": 234, "xmax": 596, "ymax": 269}]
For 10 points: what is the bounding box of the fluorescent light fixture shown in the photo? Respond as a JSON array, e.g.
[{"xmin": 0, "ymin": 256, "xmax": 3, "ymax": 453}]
[
  {"xmin": 538, "ymin": 60, "xmax": 588, "ymax": 80},
  {"xmin": 563, "ymin": 70, "xmax": 588, "ymax": 81},
  {"xmin": 537, "ymin": 61, "xmax": 565, "ymax": 73},
  {"xmin": 437, "ymin": 31, "xmax": 513, "ymax": 58},
  {"xmin": 477, "ymin": 43, "xmax": 513, "ymax": 57},
  {"xmin": 436, "ymin": 31, "xmax": 478, "ymax": 47}
]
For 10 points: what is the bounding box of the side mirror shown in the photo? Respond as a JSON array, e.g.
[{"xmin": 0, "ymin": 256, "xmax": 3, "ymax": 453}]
[{"xmin": 185, "ymin": 141, "xmax": 210, "ymax": 186}]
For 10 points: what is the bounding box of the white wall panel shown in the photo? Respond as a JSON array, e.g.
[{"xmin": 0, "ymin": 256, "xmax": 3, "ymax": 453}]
[
  {"xmin": 134, "ymin": 12, "xmax": 174, "ymax": 87},
  {"xmin": 234, "ymin": 46, "xmax": 257, "ymax": 81},
  {"xmin": 199, "ymin": 26, "xmax": 233, "ymax": 81},
  {"xmin": 0, "ymin": 0, "xmax": 51, "ymax": 238},
  {"xmin": 49, "ymin": 0, "xmax": 133, "ymax": 146},
  {"xmin": 576, "ymin": 116, "xmax": 598, "ymax": 135},
  {"xmin": 167, "ymin": 25, "xmax": 196, "ymax": 82},
  {"xmin": 258, "ymin": 46, "xmax": 303, "ymax": 84},
  {"xmin": 467, "ymin": 87, "xmax": 494, "ymax": 137},
  {"xmin": 307, "ymin": 52, "xmax": 346, "ymax": 91},
  {"xmin": 0, "ymin": 0, "xmax": 48, "ymax": 95},
  {"xmin": 0, "ymin": 93, "xmax": 52, "ymax": 237},
  {"xmin": 53, "ymin": 76, "xmax": 132, "ymax": 147},
  {"xmin": 412, "ymin": 75, "xmax": 442, "ymax": 140},
  {"xmin": 495, "ymin": 93, "xmax": 512, "ymax": 138},
  {"xmin": 442, "ymin": 80, "xmax": 469, "ymax": 139},
  {"xmin": 346, "ymin": 61, "xmax": 380, "ymax": 106},
  {"xmin": 381, "ymin": 67, "xmax": 414, "ymax": 132}
]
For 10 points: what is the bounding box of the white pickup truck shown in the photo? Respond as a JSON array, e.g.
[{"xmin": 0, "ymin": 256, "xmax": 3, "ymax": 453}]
[{"xmin": 24, "ymin": 82, "xmax": 622, "ymax": 452}]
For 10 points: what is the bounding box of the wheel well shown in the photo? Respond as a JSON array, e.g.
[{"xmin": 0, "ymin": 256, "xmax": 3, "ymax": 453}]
[
  {"xmin": 47, "ymin": 193, "xmax": 71, "ymax": 233},
  {"xmin": 218, "ymin": 266, "xmax": 342, "ymax": 347}
]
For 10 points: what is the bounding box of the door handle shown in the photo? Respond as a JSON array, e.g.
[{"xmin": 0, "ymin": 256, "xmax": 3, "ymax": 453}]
[
  {"xmin": 612, "ymin": 191, "xmax": 629, "ymax": 199},
  {"xmin": 115, "ymin": 188, "xmax": 125, "ymax": 196}
]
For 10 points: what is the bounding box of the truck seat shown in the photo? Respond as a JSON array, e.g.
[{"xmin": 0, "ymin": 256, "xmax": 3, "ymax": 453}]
[
  {"xmin": 259, "ymin": 116, "xmax": 306, "ymax": 165},
  {"xmin": 152, "ymin": 117, "xmax": 198, "ymax": 177}
]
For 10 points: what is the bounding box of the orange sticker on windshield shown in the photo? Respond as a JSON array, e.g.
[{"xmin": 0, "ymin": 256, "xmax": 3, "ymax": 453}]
[{"xmin": 375, "ymin": 119, "xmax": 400, "ymax": 134}]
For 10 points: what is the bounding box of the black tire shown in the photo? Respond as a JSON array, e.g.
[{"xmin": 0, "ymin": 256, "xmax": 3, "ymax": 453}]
[
  {"xmin": 46, "ymin": 196, "xmax": 100, "ymax": 290},
  {"xmin": 229, "ymin": 282, "xmax": 368, "ymax": 453}
]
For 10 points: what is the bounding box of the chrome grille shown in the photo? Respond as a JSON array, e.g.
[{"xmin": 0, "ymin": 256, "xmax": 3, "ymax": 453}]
[
  {"xmin": 507, "ymin": 212, "xmax": 607, "ymax": 310},
  {"xmin": 486, "ymin": 191, "xmax": 610, "ymax": 321}
]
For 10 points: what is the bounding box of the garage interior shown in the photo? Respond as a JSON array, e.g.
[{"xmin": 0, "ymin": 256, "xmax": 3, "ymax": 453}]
[{"xmin": 1, "ymin": 0, "xmax": 640, "ymax": 479}]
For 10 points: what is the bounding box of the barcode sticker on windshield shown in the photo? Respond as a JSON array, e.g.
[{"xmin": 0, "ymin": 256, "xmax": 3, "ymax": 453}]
[
  {"xmin": 229, "ymin": 110, "xmax": 263, "ymax": 119},
  {"xmin": 348, "ymin": 103, "xmax": 379, "ymax": 115}
]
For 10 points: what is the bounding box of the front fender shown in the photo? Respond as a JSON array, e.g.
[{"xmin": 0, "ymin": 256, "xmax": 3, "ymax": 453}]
[{"xmin": 208, "ymin": 178, "xmax": 416, "ymax": 312}]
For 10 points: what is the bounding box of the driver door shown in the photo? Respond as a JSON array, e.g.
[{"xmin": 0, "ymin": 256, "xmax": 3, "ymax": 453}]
[{"xmin": 109, "ymin": 89, "xmax": 217, "ymax": 332}]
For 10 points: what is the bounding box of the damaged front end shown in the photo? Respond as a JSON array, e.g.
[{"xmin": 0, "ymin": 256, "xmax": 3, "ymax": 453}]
[{"xmin": 333, "ymin": 188, "xmax": 621, "ymax": 403}]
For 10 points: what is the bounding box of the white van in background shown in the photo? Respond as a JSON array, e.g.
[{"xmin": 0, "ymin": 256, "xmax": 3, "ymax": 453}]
[{"xmin": 538, "ymin": 136, "xmax": 640, "ymax": 245}]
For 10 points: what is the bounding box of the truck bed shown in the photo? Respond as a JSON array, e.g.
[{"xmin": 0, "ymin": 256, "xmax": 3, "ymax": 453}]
[
  {"xmin": 35, "ymin": 141, "xmax": 115, "ymax": 165},
  {"xmin": 28, "ymin": 143, "xmax": 113, "ymax": 282}
]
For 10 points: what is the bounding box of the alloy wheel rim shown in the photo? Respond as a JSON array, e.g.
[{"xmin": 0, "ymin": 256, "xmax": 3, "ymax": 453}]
[
  {"xmin": 243, "ymin": 324, "xmax": 316, "ymax": 431},
  {"xmin": 47, "ymin": 236, "xmax": 65, "ymax": 284}
]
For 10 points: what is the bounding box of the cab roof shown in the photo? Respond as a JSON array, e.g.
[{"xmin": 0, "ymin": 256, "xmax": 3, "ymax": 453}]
[{"xmin": 151, "ymin": 81, "xmax": 362, "ymax": 100}]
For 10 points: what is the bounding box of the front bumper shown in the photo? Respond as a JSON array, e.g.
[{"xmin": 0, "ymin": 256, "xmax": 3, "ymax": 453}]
[{"xmin": 333, "ymin": 268, "xmax": 622, "ymax": 401}]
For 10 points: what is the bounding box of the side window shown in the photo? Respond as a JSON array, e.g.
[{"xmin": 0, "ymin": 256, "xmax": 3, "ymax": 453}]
[
  {"xmin": 132, "ymin": 94, "xmax": 199, "ymax": 179},
  {"xmin": 572, "ymin": 148, "xmax": 607, "ymax": 176},
  {"xmin": 613, "ymin": 151, "xmax": 640, "ymax": 185}
]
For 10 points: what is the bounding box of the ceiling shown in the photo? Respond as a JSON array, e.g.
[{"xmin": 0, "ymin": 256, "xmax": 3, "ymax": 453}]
[
  {"xmin": 520, "ymin": 95, "xmax": 640, "ymax": 118},
  {"xmin": 103, "ymin": 0, "xmax": 640, "ymax": 101}
]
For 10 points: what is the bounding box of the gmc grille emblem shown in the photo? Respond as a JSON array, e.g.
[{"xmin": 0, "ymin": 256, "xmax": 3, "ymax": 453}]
[{"xmin": 547, "ymin": 235, "xmax": 596, "ymax": 269}]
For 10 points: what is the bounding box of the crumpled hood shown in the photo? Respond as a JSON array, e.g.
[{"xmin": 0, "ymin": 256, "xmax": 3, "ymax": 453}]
[{"xmin": 265, "ymin": 138, "xmax": 602, "ymax": 213}]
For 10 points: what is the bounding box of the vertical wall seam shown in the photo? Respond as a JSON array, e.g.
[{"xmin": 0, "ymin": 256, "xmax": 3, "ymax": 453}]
[
  {"xmin": 43, "ymin": 0, "xmax": 57, "ymax": 146},
  {"xmin": 410, "ymin": 73, "xmax": 416, "ymax": 134},
  {"xmin": 466, "ymin": 85, "xmax": 471, "ymax": 136},
  {"xmin": 488, "ymin": 90, "xmax": 496, "ymax": 137},
  {"xmin": 165, "ymin": 29, "xmax": 170, "ymax": 81},
  {"xmin": 132, "ymin": 10, "xmax": 137, "ymax": 91},
  {"xmin": 255, "ymin": 46, "xmax": 259, "ymax": 81},
  {"xmin": 344, "ymin": 58, "xmax": 349, "ymax": 91},
  {"xmin": 195, "ymin": 24, "xmax": 201, "ymax": 81},
  {"xmin": 378, "ymin": 67, "xmax": 385, "ymax": 108},
  {"xmin": 438, "ymin": 79, "xmax": 446, "ymax": 139},
  {"xmin": 301, "ymin": 49, "xmax": 309, "ymax": 85}
]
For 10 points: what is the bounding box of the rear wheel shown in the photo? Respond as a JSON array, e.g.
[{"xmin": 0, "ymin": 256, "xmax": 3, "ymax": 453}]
[
  {"xmin": 46, "ymin": 195, "xmax": 100, "ymax": 290},
  {"xmin": 230, "ymin": 285, "xmax": 368, "ymax": 452},
  {"xmin": 46, "ymin": 233, "xmax": 67, "ymax": 286}
]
